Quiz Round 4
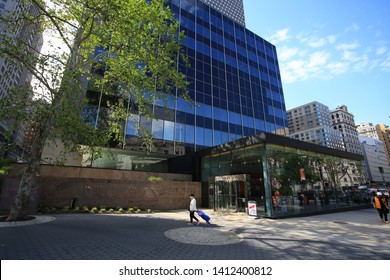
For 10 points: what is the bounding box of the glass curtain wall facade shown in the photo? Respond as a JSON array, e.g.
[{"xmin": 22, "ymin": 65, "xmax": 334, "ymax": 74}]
[
  {"xmin": 200, "ymin": 134, "xmax": 368, "ymax": 218},
  {"xmin": 84, "ymin": 0, "xmax": 287, "ymax": 158}
]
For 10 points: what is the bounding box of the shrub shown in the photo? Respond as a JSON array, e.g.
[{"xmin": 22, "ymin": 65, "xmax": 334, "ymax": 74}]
[
  {"xmin": 108, "ymin": 208, "xmax": 114, "ymax": 213},
  {"xmin": 73, "ymin": 207, "xmax": 81, "ymax": 213},
  {"xmin": 90, "ymin": 207, "xmax": 98, "ymax": 213},
  {"xmin": 118, "ymin": 208, "xmax": 125, "ymax": 214},
  {"xmin": 127, "ymin": 208, "xmax": 134, "ymax": 214},
  {"xmin": 0, "ymin": 157, "xmax": 11, "ymax": 175},
  {"xmin": 133, "ymin": 206, "xmax": 139, "ymax": 211},
  {"xmin": 135, "ymin": 209, "xmax": 142, "ymax": 214},
  {"xmin": 40, "ymin": 207, "xmax": 51, "ymax": 213},
  {"xmin": 82, "ymin": 206, "xmax": 89, "ymax": 213},
  {"xmin": 148, "ymin": 176, "xmax": 163, "ymax": 182},
  {"xmin": 147, "ymin": 209, "xmax": 153, "ymax": 214}
]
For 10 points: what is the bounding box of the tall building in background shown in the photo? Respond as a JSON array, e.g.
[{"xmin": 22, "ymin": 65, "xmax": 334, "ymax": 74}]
[
  {"xmin": 330, "ymin": 105, "xmax": 362, "ymax": 155},
  {"xmin": 200, "ymin": 0, "xmax": 246, "ymax": 26},
  {"xmin": 0, "ymin": 0, "xmax": 43, "ymax": 159},
  {"xmin": 357, "ymin": 122, "xmax": 390, "ymax": 166},
  {"xmin": 85, "ymin": 0, "xmax": 288, "ymax": 156},
  {"xmin": 376, "ymin": 124, "xmax": 390, "ymax": 166},
  {"xmin": 356, "ymin": 122, "xmax": 379, "ymax": 138},
  {"xmin": 286, "ymin": 101, "xmax": 344, "ymax": 150},
  {"xmin": 359, "ymin": 135, "xmax": 390, "ymax": 184}
]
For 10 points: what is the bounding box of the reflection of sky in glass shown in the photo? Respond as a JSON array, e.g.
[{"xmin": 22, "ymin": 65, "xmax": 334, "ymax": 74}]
[
  {"xmin": 152, "ymin": 119, "xmax": 164, "ymax": 139},
  {"xmin": 164, "ymin": 120, "xmax": 174, "ymax": 141},
  {"xmin": 196, "ymin": 127, "xmax": 205, "ymax": 146},
  {"xmin": 186, "ymin": 125, "xmax": 195, "ymax": 144},
  {"xmin": 175, "ymin": 123, "xmax": 185, "ymax": 142},
  {"xmin": 126, "ymin": 115, "xmax": 139, "ymax": 136}
]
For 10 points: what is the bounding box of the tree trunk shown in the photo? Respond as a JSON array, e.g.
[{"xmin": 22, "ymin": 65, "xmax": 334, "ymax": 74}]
[
  {"xmin": 6, "ymin": 157, "xmax": 41, "ymax": 221},
  {"xmin": 6, "ymin": 116, "xmax": 53, "ymax": 221}
]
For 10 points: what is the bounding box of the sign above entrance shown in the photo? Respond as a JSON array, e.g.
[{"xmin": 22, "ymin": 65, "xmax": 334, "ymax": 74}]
[{"xmin": 214, "ymin": 174, "xmax": 246, "ymax": 183}]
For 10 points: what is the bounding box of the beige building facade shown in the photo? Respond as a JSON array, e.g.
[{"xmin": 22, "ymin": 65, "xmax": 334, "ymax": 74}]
[
  {"xmin": 287, "ymin": 101, "xmax": 344, "ymax": 150},
  {"xmin": 330, "ymin": 105, "xmax": 362, "ymax": 155}
]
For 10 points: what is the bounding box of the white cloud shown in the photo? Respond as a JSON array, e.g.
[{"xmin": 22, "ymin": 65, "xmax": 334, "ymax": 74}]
[
  {"xmin": 277, "ymin": 46, "xmax": 299, "ymax": 61},
  {"xmin": 327, "ymin": 62, "xmax": 349, "ymax": 74},
  {"xmin": 308, "ymin": 37, "xmax": 327, "ymax": 48},
  {"xmin": 336, "ymin": 42, "xmax": 360, "ymax": 50},
  {"xmin": 269, "ymin": 28, "xmax": 290, "ymax": 44},
  {"xmin": 276, "ymin": 23, "xmax": 390, "ymax": 84},
  {"xmin": 308, "ymin": 51, "xmax": 330, "ymax": 67},
  {"xmin": 352, "ymin": 55, "xmax": 369, "ymax": 71},
  {"xmin": 281, "ymin": 60, "xmax": 307, "ymax": 83},
  {"xmin": 280, "ymin": 52, "xmax": 330, "ymax": 83},
  {"xmin": 345, "ymin": 23, "xmax": 360, "ymax": 33},
  {"xmin": 380, "ymin": 52, "xmax": 390, "ymax": 70},
  {"xmin": 342, "ymin": 50, "xmax": 360, "ymax": 62},
  {"xmin": 376, "ymin": 46, "xmax": 387, "ymax": 55},
  {"xmin": 327, "ymin": 35, "xmax": 337, "ymax": 44}
]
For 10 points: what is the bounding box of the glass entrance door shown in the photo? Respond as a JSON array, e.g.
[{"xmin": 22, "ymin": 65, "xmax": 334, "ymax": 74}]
[{"xmin": 209, "ymin": 175, "xmax": 247, "ymax": 212}]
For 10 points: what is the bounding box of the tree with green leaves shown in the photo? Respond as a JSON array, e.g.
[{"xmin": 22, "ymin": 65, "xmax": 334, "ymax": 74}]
[
  {"xmin": 0, "ymin": 0, "xmax": 188, "ymax": 221},
  {"xmin": 319, "ymin": 155, "xmax": 354, "ymax": 190},
  {"xmin": 268, "ymin": 151, "xmax": 320, "ymax": 194}
]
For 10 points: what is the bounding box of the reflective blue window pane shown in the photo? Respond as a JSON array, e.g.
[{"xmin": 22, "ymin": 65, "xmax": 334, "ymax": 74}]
[
  {"xmin": 166, "ymin": 94, "xmax": 176, "ymax": 109},
  {"xmin": 229, "ymin": 111, "xmax": 241, "ymax": 125},
  {"xmin": 185, "ymin": 125, "xmax": 195, "ymax": 144},
  {"xmin": 177, "ymin": 97, "xmax": 195, "ymax": 113},
  {"xmin": 152, "ymin": 119, "xmax": 164, "ymax": 139},
  {"xmin": 242, "ymin": 115, "xmax": 254, "ymax": 128},
  {"xmin": 266, "ymin": 122, "xmax": 275, "ymax": 133},
  {"xmin": 163, "ymin": 120, "xmax": 174, "ymax": 141},
  {"xmin": 221, "ymin": 132, "xmax": 228, "ymax": 144},
  {"xmin": 213, "ymin": 130, "xmax": 221, "ymax": 146},
  {"xmin": 229, "ymin": 133, "xmax": 239, "ymax": 141},
  {"xmin": 175, "ymin": 123, "xmax": 185, "ymax": 143},
  {"xmin": 140, "ymin": 116, "xmax": 152, "ymax": 134},
  {"xmin": 196, "ymin": 126, "xmax": 205, "ymax": 146},
  {"xmin": 204, "ymin": 128, "xmax": 213, "ymax": 147},
  {"xmin": 255, "ymin": 119, "xmax": 265, "ymax": 132},
  {"xmin": 214, "ymin": 107, "xmax": 227, "ymax": 121},
  {"xmin": 126, "ymin": 115, "xmax": 139, "ymax": 136},
  {"xmin": 203, "ymin": 104, "xmax": 212, "ymax": 118}
]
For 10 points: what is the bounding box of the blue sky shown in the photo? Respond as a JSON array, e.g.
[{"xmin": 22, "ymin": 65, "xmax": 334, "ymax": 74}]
[{"xmin": 243, "ymin": 0, "xmax": 390, "ymax": 126}]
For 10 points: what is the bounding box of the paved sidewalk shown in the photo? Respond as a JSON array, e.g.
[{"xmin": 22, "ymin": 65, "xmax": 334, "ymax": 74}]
[{"xmin": 0, "ymin": 208, "xmax": 389, "ymax": 259}]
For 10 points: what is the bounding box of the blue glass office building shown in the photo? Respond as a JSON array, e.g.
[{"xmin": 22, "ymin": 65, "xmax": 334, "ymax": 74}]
[
  {"xmin": 86, "ymin": 0, "xmax": 287, "ymax": 156},
  {"xmin": 79, "ymin": 1, "xmax": 369, "ymax": 218}
]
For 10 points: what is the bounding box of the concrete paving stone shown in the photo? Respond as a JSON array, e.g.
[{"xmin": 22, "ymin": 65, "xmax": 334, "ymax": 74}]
[{"xmin": 0, "ymin": 209, "xmax": 389, "ymax": 259}]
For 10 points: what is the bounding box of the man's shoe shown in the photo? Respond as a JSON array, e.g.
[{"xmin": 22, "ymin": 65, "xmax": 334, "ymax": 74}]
[{"xmin": 196, "ymin": 221, "xmax": 200, "ymax": 225}]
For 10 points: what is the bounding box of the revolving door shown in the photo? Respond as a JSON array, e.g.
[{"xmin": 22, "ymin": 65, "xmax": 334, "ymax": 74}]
[{"xmin": 209, "ymin": 174, "xmax": 247, "ymax": 212}]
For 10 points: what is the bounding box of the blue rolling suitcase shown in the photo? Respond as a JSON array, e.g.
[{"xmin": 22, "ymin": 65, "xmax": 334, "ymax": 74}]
[{"xmin": 196, "ymin": 210, "xmax": 211, "ymax": 224}]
